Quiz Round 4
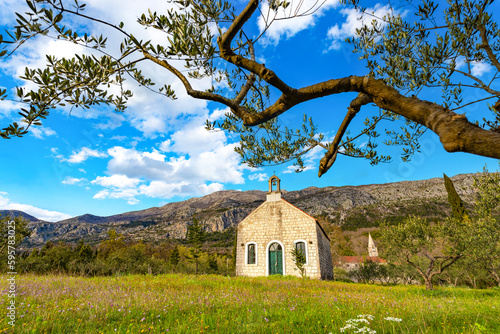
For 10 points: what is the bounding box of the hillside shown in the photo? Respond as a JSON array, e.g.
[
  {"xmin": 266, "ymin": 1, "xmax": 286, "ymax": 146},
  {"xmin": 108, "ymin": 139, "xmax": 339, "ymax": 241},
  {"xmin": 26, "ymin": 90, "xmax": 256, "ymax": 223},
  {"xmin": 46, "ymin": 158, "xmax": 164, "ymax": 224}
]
[
  {"xmin": 0, "ymin": 210, "xmax": 41, "ymax": 222},
  {"xmin": 17, "ymin": 173, "xmax": 480, "ymax": 249}
]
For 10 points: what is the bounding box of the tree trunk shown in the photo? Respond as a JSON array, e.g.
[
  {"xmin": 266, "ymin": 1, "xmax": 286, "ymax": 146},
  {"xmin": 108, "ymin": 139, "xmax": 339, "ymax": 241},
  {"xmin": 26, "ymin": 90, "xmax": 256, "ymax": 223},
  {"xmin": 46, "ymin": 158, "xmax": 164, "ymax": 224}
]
[
  {"xmin": 424, "ymin": 277, "xmax": 434, "ymax": 290},
  {"xmin": 490, "ymin": 269, "xmax": 500, "ymax": 286}
]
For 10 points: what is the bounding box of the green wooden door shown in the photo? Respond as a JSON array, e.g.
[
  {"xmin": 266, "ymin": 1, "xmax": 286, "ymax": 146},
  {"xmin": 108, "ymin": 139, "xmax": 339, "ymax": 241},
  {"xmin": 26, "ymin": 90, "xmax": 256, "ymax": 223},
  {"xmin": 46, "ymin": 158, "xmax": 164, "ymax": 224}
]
[{"xmin": 269, "ymin": 242, "xmax": 283, "ymax": 275}]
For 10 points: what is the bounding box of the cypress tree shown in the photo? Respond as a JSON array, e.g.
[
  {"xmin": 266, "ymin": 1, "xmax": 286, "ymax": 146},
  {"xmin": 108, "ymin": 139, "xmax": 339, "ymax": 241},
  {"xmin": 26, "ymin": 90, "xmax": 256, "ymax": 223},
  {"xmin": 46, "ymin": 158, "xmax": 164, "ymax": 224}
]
[
  {"xmin": 186, "ymin": 217, "xmax": 205, "ymax": 275},
  {"xmin": 170, "ymin": 245, "xmax": 180, "ymax": 268},
  {"xmin": 232, "ymin": 229, "xmax": 237, "ymax": 269},
  {"xmin": 443, "ymin": 173, "xmax": 469, "ymax": 220},
  {"xmin": 208, "ymin": 253, "xmax": 218, "ymax": 272}
]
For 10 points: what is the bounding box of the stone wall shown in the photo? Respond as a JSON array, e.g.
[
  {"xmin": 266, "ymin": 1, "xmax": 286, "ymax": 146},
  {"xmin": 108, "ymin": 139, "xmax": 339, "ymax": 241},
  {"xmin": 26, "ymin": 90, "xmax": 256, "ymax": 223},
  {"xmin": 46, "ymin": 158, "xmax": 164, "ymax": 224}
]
[
  {"xmin": 316, "ymin": 224, "xmax": 334, "ymax": 280},
  {"xmin": 236, "ymin": 199, "xmax": 333, "ymax": 279}
]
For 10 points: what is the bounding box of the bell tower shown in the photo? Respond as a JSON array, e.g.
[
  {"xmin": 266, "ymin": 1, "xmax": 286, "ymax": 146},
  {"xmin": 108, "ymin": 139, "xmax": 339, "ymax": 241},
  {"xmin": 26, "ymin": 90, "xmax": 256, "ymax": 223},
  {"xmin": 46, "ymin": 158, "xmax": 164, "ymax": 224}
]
[
  {"xmin": 267, "ymin": 175, "xmax": 281, "ymax": 202},
  {"xmin": 368, "ymin": 233, "xmax": 378, "ymax": 257}
]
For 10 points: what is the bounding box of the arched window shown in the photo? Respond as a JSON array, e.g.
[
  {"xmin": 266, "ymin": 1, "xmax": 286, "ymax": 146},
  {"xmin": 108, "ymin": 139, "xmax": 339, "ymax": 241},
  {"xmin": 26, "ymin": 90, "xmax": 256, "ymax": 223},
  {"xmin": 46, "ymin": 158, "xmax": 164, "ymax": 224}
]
[
  {"xmin": 246, "ymin": 242, "xmax": 257, "ymax": 265},
  {"xmin": 294, "ymin": 240, "xmax": 308, "ymax": 265}
]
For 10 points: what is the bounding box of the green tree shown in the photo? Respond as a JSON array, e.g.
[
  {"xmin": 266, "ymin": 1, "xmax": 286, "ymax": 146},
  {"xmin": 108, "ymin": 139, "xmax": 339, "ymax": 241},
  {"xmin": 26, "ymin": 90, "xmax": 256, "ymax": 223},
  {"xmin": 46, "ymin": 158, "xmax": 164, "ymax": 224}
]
[
  {"xmin": 465, "ymin": 166, "xmax": 500, "ymax": 285},
  {"xmin": 231, "ymin": 229, "xmax": 237, "ymax": 269},
  {"xmin": 440, "ymin": 166, "xmax": 500, "ymax": 287},
  {"xmin": 186, "ymin": 217, "xmax": 205, "ymax": 275},
  {"xmin": 75, "ymin": 239, "xmax": 94, "ymax": 263},
  {"xmin": 348, "ymin": 259, "xmax": 381, "ymax": 284},
  {"xmin": 208, "ymin": 253, "xmax": 218, "ymax": 273},
  {"xmin": 290, "ymin": 247, "xmax": 307, "ymax": 278},
  {"xmin": 1, "ymin": 0, "xmax": 500, "ymax": 175},
  {"xmin": 380, "ymin": 216, "xmax": 464, "ymax": 290},
  {"xmin": 443, "ymin": 174, "xmax": 469, "ymax": 221},
  {"xmin": 98, "ymin": 229, "xmax": 126, "ymax": 259},
  {"xmin": 170, "ymin": 245, "xmax": 180, "ymax": 268},
  {"xmin": 39, "ymin": 241, "xmax": 73, "ymax": 273},
  {"xmin": 474, "ymin": 165, "xmax": 500, "ymax": 219},
  {"xmin": 0, "ymin": 214, "xmax": 31, "ymax": 257}
]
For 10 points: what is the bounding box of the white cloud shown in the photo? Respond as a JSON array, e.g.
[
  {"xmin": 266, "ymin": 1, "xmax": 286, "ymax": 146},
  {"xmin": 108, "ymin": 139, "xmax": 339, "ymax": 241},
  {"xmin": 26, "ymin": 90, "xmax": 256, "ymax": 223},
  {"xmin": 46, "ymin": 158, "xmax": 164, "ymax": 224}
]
[
  {"xmin": 93, "ymin": 118, "xmax": 245, "ymax": 202},
  {"xmin": 325, "ymin": 4, "xmax": 396, "ymax": 51},
  {"xmin": 208, "ymin": 108, "xmax": 230, "ymax": 122},
  {"xmin": 0, "ymin": 192, "xmax": 72, "ymax": 222},
  {"xmin": 169, "ymin": 125, "xmax": 227, "ymax": 155},
  {"xmin": 94, "ymin": 113, "xmax": 125, "ymax": 130},
  {"xmin": 159, "ymin": 139, "xmax": 171, "ymax": 152},
  {"xmin": 471, "ymin": 62, "xmax": 493, "ymax": 77},
  {"xmin": 30, "ymin": 126, "xmax": 57, "ymax": 139},
  {"xmin": 123, "ymin": 80, "xmax": 210, "ymax": 137},
  {"xmin": 62, "ymin": 177, "xmax": 86, "ymax": 185},
  {"xmin": 0, "ymin": 0, "xmax": 211, "ymax": 139},
  {"xmin": 198, "ymin": 182, "xmax": 224, "ymax": 195},
  {"xmin": 106, "ymin": 142, "xmax": 243, "ymax": 185},
  {"xmin": 258, "ymin": 0, "xmax": 340, "ymax": 45},
  {"xmin": 65, "ymin": 147, "xmax": 108, "ymax": 164},
  {"xmin": 455, "ymin": 58, "xmax": 494, "ymax": 78},
  {"xmin": 249, "ymin": 173, "xmax": 269, "ymax": 181},
  {"xmin": 110, "ymin": 135, "xmax": 127, "ymax": 141},
  {"xmin": 137, "ymin": 181, "xmax": 225, "ymax": 199},
  {"xmin": 0, "ymin": 0, "xmax": 28, "ymax": 25},
  {"xmin": 50, "ymin": 147, "xmax": 65, "ymax": 161},
  {"xmin": 127, "ymin": 198, "xmax": 140, "ymax": 205},
  {"xmin": 138, "ymin": 181, "xmax": 189, "ymax": 198},
  {"xmin": 0, "ymin": 100, "xmax": 22, "ymax": 119},
  {"xmin": 91, "ymin": 175, "xmax": 142, "ymax": 189},
  {"xmin": 93, "ymin": 188, "xmax": 139, "ymax": 201}
]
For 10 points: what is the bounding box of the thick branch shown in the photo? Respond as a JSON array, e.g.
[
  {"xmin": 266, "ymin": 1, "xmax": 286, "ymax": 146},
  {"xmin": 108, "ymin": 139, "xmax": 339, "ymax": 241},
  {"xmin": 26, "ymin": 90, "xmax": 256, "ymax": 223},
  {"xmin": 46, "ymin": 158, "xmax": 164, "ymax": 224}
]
[
  {"xmin": 427, "ymin": 255, "xmax": 463, "ymax": 279},
  {"xmin": 318, "ymin": 93, "xmax": 373, "ymax": 176},
  {"xmin": 217, "ymin": 0, "xmax": 295, "ymax": 95},
  {"xmin": 142, "ymin": 1, "xmax": 500, "ymax": 166},
  {"xmin": 298, "ymin": 76, "xmax": 500, "ymax": 161},
  {"xmin": 234, "ymin": 40, "xmax": 256, "ymax": 105},
  {"xmin": 142, "ymin": 51, "xmax": 244, "ymax": 112}
]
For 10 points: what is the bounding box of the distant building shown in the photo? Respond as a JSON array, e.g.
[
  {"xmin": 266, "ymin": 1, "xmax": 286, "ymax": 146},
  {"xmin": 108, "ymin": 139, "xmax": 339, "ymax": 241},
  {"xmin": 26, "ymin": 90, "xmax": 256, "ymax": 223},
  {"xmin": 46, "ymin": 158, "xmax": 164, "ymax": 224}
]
[
  {"xmin": 368, "ymin": 233, "xmax": 379, "ymax": 257},
  {"xmin": 337, "ymin": 233, "xmax": 386, "ymax": 270},
  {"xmin": 236, "ymin": 176, "xmax": 334, "ymax": 280}
]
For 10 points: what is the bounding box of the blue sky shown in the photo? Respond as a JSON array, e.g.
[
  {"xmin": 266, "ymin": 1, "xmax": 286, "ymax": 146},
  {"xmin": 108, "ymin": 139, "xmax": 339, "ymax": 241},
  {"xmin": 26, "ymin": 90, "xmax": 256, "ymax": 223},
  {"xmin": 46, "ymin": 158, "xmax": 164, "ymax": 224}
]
[{"xmin": 0, "ymin": 0, "xmax": 498, "ymax": 221}]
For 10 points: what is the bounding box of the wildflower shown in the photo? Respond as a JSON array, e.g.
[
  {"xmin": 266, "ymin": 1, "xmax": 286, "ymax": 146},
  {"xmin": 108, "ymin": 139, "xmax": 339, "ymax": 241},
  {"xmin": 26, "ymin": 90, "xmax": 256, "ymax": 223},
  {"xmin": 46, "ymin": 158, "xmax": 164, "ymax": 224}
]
[
  {"xmin": 340, "ymin": 315, "xmax": 376, "ymax": 334},
  {"xmin": 384, "ymin": 317, "xmax": 402, "ymax": 322}
]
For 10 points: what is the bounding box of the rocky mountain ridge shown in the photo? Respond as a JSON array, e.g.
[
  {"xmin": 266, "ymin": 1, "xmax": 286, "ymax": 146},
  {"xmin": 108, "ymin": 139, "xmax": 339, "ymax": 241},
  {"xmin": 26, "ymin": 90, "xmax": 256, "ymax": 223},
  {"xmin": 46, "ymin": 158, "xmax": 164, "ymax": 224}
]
[{"xmin": 15, "ymin": 173, "xmax": 479, "ymax": 248}]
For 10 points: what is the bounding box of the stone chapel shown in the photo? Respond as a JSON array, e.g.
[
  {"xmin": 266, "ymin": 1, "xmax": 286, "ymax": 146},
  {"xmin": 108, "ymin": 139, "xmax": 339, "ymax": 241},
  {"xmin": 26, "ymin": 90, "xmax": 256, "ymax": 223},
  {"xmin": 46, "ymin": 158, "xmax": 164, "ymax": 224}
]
[{"xmin": 235, "ymin": 176, "xmax": 334, "ymax": 280}]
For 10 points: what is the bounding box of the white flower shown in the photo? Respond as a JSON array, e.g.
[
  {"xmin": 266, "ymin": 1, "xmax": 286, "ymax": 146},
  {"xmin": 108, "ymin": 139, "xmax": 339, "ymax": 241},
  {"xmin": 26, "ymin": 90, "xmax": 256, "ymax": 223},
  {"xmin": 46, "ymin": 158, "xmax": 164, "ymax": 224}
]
[
  {"xmin": 357, "ymin": 314, "xmax": 375, "ymax": 320},
  {"xmin": 340, "ymin": 315, "xmax": 377, "ymax": 334},
  {"xmin": 353, "ymin": 318, "xmax": 369, "ymax": 324},
  {"xmin": 384, "ymin": 317, "xmax": 402, "ymax": 322}
]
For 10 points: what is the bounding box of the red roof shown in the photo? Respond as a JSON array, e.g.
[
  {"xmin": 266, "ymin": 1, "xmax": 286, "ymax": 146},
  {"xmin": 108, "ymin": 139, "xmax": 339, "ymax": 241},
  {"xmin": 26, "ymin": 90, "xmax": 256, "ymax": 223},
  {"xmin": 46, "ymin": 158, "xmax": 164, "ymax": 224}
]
[{"xmin": 338, "ymin": 256, "xmax": 386, "ymax": 264}]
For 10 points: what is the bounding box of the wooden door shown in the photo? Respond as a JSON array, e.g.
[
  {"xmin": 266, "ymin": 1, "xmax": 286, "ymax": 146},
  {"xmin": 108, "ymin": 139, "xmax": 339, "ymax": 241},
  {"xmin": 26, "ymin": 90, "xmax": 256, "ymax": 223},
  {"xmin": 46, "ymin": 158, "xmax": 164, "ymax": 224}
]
[{"xmin": 269, "ymin": 242, "xmax": 283, "ymax": 275}]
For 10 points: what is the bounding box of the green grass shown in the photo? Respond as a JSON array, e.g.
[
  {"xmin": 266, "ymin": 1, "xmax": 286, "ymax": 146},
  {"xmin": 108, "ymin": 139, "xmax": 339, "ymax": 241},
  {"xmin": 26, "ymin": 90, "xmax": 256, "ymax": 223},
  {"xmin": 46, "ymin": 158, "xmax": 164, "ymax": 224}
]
[{"xmin": 1, "ymin": 274, "xmax": 499, "ymax": 333}]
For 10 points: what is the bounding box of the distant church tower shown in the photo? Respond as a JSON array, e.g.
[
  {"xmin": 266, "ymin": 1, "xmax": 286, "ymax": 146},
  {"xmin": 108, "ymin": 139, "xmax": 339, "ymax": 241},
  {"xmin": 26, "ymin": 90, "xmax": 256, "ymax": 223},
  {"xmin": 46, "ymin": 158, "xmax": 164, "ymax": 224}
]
[{"xmin": 368, "ymin": 233, "xmax": 378, "ymax": 257}]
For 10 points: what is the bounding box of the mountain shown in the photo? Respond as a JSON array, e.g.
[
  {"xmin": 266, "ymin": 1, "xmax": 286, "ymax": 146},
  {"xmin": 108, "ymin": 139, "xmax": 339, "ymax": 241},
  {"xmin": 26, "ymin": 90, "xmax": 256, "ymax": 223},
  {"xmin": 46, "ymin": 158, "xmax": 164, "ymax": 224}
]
[
  {"xmin": 18, "ymin": 173, "xmax": 480, "ymax": 249},
  {"xmin": 0, "ymin": 210, "xmax": 41, "ymax": 222}
]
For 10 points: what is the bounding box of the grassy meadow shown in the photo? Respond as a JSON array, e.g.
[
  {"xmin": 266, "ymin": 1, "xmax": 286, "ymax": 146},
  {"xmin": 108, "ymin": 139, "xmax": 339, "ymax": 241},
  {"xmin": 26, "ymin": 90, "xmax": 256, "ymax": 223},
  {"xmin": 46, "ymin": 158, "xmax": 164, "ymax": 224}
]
[{"xmin": 1, "ymin": 274, "xmax": 499, "ymax": 334}]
